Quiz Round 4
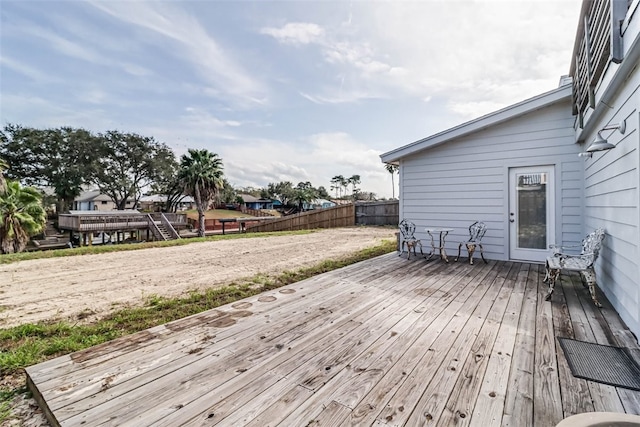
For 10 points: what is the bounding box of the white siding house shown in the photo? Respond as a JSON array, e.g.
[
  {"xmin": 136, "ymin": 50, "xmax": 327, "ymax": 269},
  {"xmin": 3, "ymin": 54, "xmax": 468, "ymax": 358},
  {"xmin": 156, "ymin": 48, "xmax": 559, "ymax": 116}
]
[
  {"xmin": 382, "ymin": 85, "xmax": 582, "ymax": 263},
  {"xmin": 73, "ymin": 190, "xmax": 136, "ymax": 211},
  {"xmin": 382, "ymin": 0, "xmax": 640, "ymax": 339},
  {"xmin": 572, "ymin": 0, "xmax": 640, "ymax": 340}
]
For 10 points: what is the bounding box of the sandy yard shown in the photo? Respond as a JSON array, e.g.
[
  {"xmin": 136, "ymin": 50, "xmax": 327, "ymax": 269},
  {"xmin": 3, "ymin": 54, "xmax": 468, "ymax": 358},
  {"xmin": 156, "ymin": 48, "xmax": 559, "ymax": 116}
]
[
  {"xmin": 0, "ymin": 227, "xmax": 395, "ymax": 328},
  {"xmin": 1, "ymin": 227, "xmax": 395, "ymax": 427}
]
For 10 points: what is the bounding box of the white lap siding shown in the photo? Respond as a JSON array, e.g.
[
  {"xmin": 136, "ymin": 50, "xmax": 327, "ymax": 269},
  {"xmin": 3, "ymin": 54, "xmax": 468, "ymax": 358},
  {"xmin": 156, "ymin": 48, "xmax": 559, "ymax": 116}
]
[
  {"xmin": 399, "ymin": 99, "xmax": 583, "ymax": 262},
  {"xmin": 581, "ymin": 65, "xmax": 640, "ymax": 339}
]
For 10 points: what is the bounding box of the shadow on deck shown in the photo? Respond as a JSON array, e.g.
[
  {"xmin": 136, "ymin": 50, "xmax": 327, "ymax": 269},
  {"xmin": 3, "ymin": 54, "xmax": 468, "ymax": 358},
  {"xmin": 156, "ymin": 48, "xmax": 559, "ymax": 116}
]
[{"xmin": 26, "ymin": 254, "xmax": 640, "ymax": 426}]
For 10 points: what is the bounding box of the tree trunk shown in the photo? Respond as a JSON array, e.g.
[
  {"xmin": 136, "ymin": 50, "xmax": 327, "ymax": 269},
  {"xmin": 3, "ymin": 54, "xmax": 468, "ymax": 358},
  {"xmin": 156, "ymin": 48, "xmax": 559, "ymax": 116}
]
[
  {"xmin": 195, "ymin": 185, "xmax": 206, "ymax": 237},
  {"xmin": 391, "ymin": 173, "xmax": 395, "ymax": 199},
  {"xmin": 59, "ymin": 198, "xmax": 71, "ymax": 214},
  {"xmin": 198, "ymin": 208, "xmax": 205, "ymax": 237}
]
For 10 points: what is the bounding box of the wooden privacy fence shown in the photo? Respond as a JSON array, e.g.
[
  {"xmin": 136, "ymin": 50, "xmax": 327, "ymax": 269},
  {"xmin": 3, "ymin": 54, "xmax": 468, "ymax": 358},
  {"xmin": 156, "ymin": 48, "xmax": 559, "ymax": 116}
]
[
  {"xmin": 355, "ymin": 200, "xmax": 399, "ymax": 226},
  {"xmin": 246, "ymin": 204, "xmax": 355, "ymax": 232}
]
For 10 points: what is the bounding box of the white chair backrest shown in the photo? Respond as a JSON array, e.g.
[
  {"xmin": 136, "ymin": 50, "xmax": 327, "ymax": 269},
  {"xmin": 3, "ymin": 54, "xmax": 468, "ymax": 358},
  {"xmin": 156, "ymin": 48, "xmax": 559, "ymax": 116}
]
[
  {"xmin": 399, "ymin": 219, "xmax": 416, "ymax": 240},
  {"xmin": 468, "ymin": 221, "xmax": 487, "ymax": 243},
  {"xmin": 581, "ymin": 228, "xmax": 605, "ymax": 259}
]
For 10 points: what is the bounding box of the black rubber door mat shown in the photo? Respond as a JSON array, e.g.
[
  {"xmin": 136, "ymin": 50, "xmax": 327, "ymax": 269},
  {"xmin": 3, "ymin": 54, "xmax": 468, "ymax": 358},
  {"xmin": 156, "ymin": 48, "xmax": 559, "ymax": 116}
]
[{"xmin": 558, "ymin": 337, "xmax": 640, "ymax": 391}]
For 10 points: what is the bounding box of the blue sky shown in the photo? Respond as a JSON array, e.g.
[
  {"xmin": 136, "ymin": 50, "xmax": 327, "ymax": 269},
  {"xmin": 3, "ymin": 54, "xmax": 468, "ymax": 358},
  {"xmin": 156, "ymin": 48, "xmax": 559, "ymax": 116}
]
[{"xmin": 1, "ymin": 0, "xmax": 581, "ymax": 198}]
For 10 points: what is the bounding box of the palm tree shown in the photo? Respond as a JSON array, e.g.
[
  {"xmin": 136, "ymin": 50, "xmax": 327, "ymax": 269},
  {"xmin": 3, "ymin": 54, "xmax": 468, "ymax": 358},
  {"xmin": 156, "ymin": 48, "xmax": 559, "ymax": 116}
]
[
  {"xmin": 178, "ymin": 149, "xmax": 224, "ymax": 237},
  {"xmin": 330, "ymin": 175, "xmax": 344, "ymax": 198},
  {"xmin": 0, "ymin": 181, "xmax": 47, "ymax": 254},
  {"xmin": 293, "ymin": 182, "xmax": 317, "ymax": 211},
  {"xmin": 0, "ymin": 158, "xmax": 8, "ymax": 195},
  {"xmin": 348, "ymin": 175, "xmax": 361, "ymax": 200},
  {"xmin": 385, "ymin": 163, "xmax": 399, "ymax": 199}
]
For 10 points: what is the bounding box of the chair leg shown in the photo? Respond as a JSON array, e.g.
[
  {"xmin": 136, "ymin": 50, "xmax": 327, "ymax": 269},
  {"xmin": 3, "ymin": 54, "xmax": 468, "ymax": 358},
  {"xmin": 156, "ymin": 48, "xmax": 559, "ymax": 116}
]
[
  {"xmin": 407, "ymin": 241, "xmax": 417, "ymax": 260},
  {"xmin": 478, "ymin": 244, "xmax": 487, "ymax": 263},
  {"xmin": 544, "ymin": 261, "xmax": 560, "ymax": 301},
  {"xmin": 466, "ymin": 243, "xmax": 476, "ymax": 265},
  {"xmin": 399, "ymin": 240, "xmax": 405, "ymax": 257},
  {"xmin": 417, "ymin": 241, "xmax": 425, "ymax": 258},
  {"xmin": 581, "ymin": 268, "xmax": 602, "ymax": 307},
  {"xmin": 455, "ymin": 243, "xmax": 462, "ymax": 262}
]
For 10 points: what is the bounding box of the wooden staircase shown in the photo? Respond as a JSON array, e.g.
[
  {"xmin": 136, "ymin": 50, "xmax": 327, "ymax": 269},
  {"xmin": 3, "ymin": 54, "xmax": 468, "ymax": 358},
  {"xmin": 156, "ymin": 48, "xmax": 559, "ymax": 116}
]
[
  {"xmin": 146, "ymin": 214, "xmax": 181, "ymax": 241},
  {"xmin": 154, "ymin": 223, "xmax": 174, "ymax": 241}
]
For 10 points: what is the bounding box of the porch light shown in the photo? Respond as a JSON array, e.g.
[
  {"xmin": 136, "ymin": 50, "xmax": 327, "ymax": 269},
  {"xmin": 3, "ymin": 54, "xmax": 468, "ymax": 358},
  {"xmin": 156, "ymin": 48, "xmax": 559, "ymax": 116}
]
[{"xmin": 579, "ymin": 120, "xmax": 626, "ymax": 158}]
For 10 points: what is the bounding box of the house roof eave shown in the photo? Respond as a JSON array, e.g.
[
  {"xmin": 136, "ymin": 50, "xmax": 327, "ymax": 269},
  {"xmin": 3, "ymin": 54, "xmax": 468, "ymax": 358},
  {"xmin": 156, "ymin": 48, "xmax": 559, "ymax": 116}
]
[{"xmin": 380, "ymin": 84, "xmax": 572, "ymax": 163}]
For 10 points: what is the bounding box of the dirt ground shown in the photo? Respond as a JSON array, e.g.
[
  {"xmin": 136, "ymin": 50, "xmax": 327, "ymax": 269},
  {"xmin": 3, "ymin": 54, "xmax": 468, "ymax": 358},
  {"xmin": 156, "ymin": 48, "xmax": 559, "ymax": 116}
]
[
  {"xmin": 1, "ymin": 227, "xmax": 395, "ymax": 426},
  {"xmin": 0, "ymin": 227, "xmax": 395, "ymax": 328}
]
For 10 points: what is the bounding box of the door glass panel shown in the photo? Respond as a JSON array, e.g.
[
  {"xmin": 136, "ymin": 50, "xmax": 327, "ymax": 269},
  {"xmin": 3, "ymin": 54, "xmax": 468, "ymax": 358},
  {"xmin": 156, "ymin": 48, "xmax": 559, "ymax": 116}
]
[{"xmin": 517, "ymin": 172, "xmax": 547, "ymax": 249}]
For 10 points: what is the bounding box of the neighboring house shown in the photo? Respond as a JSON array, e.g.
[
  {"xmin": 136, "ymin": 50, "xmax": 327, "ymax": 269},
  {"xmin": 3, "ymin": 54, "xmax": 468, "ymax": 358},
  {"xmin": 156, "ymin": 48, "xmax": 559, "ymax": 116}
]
[
  {"xmin": 331, "ymin": 199, "xmax": 354, "ymax": 206},
  {"xmin": 302, "ymin": 198, "xmax": 337, "ymax": 210},
  {"xmin": 381, "ymin": 0, "xmax": 640, "ymax": 338},
  {"xmin": 138, "ymin": 194, "xmax": 195, "ymax": 212},
  {"xmin": 239, "ymin": 194, "xmax": 273, "ymax": 210},
  {"xmin": 73, "ymin": 190, "xmax": 134, "ymax": 211}
]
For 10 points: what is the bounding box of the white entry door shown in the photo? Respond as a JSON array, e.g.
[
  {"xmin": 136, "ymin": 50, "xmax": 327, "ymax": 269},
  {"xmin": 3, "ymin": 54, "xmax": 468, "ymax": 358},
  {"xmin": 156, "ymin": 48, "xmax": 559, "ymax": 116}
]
[{"xmin": 509, "ymin": 166, "xmax": 555, "ymax": 262}]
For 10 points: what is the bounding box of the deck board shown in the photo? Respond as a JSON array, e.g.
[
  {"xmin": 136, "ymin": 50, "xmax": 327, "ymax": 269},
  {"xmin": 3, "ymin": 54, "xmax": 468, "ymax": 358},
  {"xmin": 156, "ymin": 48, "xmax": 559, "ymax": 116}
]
[
  {"xmin": 550, "ymin": 267, "xmax": 594, "ymax": 419},
  {"xmin": 25, "ymin": 254, "xmax": 640, "ymax": 426},
  {"xmin": 468, "ymin": 263, "xmax": 529, "ymax": 427}
]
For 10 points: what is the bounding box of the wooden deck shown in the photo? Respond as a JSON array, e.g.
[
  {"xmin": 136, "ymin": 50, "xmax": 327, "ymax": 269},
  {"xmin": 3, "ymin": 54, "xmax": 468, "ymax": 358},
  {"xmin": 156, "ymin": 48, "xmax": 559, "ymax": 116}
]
[{"xmin": 26, "ymin": 254, "xmax": 640, "ymax": 426}]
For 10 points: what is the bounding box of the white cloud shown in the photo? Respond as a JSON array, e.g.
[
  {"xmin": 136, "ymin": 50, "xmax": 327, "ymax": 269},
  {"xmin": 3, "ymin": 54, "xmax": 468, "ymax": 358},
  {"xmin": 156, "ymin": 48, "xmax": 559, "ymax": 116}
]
[
  {"xmin": 298, "ymin": 89, "xmax": 376, "ymax": 104},
  {"xmin": 0, "ymin": 0, "xmax": 584, "ymax": 199},
  {"xmin": 357, "ymin": 1, "xmax": 581, "ymax": 106},
  {"xmin": 308, "ymin": 132, "xmax": 382, "ymax": 170},
  {"xmin": 90, "ymin": 1, "xmax": 267, "ymax": 106},
  {"xmin": 261, "ymin": 1, "xmax": 580, "ymax": 115},
  {"xmin": 19, "ymin": 23, "xmax": 105, "ymax": 65},
  {"xmin": 0, "ymin": 56, "xmax": 55, "ymax": 83},
  {"xmin": 260, "ymin": 22, "xmax": 325, "ymax": 45},
  {"xmin": 0, "ymin": 94, "xmax": 120, "ymax": 130},
  {"xmin": 8, "ymin": 19, "xmax": 153, "ymax": 80}
]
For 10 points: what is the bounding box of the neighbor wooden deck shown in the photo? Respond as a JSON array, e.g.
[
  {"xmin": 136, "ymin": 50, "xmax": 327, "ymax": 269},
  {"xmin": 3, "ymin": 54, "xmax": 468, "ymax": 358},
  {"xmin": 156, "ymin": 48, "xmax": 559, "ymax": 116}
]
[{"xmin": 26, "ymin": 254, "xmax": 640, "ymax": 426}]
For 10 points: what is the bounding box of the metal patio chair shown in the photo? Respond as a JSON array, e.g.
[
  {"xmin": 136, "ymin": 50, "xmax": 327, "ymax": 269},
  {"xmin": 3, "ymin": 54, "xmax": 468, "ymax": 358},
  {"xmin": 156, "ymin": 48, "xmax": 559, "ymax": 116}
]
[
  {"xmin": 543, "ymin": 228, "xmax": 605, "ymax": 307},
  {"xmin": 399, "ymin": 219, "xmax": 424, "ymax": 260},
  {"xmin": 455, "ymin": 221, "xmax": 488, "ymax": 265}
]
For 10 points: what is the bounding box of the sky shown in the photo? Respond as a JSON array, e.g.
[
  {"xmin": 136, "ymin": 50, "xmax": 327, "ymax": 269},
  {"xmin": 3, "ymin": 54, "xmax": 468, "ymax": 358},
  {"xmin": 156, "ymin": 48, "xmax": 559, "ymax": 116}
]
[{"xmin": 0, "ymin": 0, "xmax": 582, "ymax": 199}]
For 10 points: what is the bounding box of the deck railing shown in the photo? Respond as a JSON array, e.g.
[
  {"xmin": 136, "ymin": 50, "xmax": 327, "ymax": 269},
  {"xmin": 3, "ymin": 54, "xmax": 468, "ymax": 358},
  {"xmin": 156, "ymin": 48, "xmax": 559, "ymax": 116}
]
[
  {"xmin": 58, "ymin": 212, "xmax": 188, "ymax": 233},
  {"xmin": 58, "ymin": 213, "xmax": 149, "ymax": 232},
  {"xmin": 150, "ymin": 213, "xmax": 188, "ymax": 227}
]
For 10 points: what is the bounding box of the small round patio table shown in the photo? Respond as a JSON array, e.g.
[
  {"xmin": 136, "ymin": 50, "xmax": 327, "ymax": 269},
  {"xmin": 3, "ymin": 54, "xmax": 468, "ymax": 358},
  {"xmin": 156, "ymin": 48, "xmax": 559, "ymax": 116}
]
[{"xmin": 425, "ymin": 228, "xmax": 454, "ymax": 263}]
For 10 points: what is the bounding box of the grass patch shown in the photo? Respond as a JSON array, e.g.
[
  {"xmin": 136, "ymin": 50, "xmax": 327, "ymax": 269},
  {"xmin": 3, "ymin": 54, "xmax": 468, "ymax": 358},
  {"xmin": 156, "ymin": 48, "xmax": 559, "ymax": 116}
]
[
  {"xmin": 0, "ymin": 238, "xmax": 396, "ymax": 377},
  {"xmin": 0, "ymin": 384, "xmax": 28, "ymax": 425},
  {"xmin": 0, "ymin": 230, "xmax": 312, "ymax": 265}
]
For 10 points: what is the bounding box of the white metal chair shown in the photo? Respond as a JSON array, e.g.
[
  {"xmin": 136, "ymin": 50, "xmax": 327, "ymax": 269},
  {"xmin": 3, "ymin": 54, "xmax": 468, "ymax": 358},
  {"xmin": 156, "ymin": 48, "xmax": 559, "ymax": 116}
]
[
  {"xmin": 399, "ymin": 219, "xmax": 424, "ymax": 260},
  {"xmin": 543, "ymin": 228, "xmax": 605, "ymax": 307},
  {"xmin": 455, "ymin": 221, "xmax": 488, "ymax": 265}
]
